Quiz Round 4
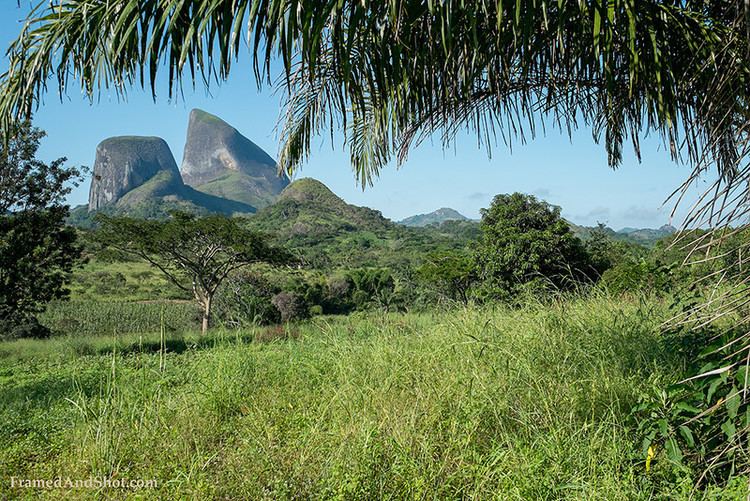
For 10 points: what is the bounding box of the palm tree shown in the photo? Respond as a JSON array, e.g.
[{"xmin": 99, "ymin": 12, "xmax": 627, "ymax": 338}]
[{"xmin": 1, "ymin": 2, "xmax": 748, "ymax": 194}]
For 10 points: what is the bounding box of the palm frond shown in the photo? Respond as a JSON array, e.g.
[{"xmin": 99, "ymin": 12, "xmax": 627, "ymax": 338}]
[{"xmin": 1, "ymin": 1, "xmax": 748, "ymax": 189}]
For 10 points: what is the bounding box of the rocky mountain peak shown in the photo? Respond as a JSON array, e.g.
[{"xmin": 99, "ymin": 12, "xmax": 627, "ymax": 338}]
[
  {"xmin": 88, "ymin": 136, "xmax": 182, "ymax": 211},
  {"xmin": 180, "ymin": 109, "xmax": 289, "ymax": 208}
]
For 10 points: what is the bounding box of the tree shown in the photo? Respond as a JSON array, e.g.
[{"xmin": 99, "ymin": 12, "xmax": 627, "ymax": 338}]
[
  {"xmin": 95, "ymin": 212, "xmax": 289, "ymax": 335},
  {"xmin": 474, "ymin": 193, "xmax": 589, "ymax": 300},
  {"xmin": 0, "ymin": 121, "xmax": 82, "ymax": 338},
  {"xmin": 417, "ymin": 250, "xmax": 477, "ymax": 305},
  {"xmin": 584, "ymin": 223, "xmax": 648, "ymax": 278}
]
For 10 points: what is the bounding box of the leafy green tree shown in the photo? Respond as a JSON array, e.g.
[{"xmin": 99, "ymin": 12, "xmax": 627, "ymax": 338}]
[
  {"xmin": 417, "ymin": 250, "xmax": 477, "ymax": 305},
  {"xmin": 95, "ymin": 212, "xmax": 289, "ymax": 334},
  {"xmin": 0, "ymin": 122, "xmax": 82, "ymax": 338},
  {"xmin": 474, "ymin": 193, "xmax": 589, "ymax": 300},
  {"xmin": 347, "ymin": 268, "xmax": 396, "ymax": 310},
  {"xmin": 583, "ymin": 224, "xmax": 617, "ymax": 277}
]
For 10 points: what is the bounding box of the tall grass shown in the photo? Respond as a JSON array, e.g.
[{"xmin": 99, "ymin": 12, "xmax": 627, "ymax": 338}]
[{"xmin": 1, "ymin": 295, "xmax": 746, "ymax": 499}]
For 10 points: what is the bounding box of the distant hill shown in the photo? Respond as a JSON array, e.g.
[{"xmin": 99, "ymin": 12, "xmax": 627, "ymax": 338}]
[
  {"xmin": 249, "ymin": 178, "xmax": 392, "ymax": 239},
  {"xmin": 568, "ymin": 221, "xmax": 676, "ymax": 247},
  {"xmin": 246, "ymin": 178, "xmax": 474, "ymax": 269},
  {"xmin": 616, "ymin": 225, "xmax": 677, "ymax": 245},
  {"xmin": 399, "ymin": 208, "xmax": 470, "ymax": 227}
]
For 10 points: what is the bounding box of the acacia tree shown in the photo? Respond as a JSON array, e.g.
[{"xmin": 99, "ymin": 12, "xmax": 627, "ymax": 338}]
[
  {"xmin": 96, "ymin": 213, "xmax": 289, "ymax": 334},
  {"xmin": 0, "ymin": 121, "xmax": 82, "ymax": 338}
]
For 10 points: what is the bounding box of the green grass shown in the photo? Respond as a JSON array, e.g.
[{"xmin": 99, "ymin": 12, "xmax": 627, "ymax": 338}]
[
  {"xmin": 68, "ymin": 259, "xmax": 187, "ymax": 302},
  {"xmin": 1, "ymin": 296, "xmax": 746, "ymax": 499}
]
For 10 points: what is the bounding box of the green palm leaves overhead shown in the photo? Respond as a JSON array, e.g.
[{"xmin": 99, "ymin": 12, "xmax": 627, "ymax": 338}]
[{"xmin": 1, "ymin": 1, "xmax": 748, "ymax": 204}]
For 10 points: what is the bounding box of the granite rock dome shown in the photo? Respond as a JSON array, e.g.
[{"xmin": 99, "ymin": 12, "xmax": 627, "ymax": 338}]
[
  {"xmin": 180, "ymin": 109, "xmax": 289, "ymax": 209},
  {"xmin": 88, "ymin": 136, "xmax": 182, "ymax": 211}
]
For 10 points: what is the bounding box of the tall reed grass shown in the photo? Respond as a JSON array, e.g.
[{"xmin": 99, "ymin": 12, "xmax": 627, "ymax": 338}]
[{"xmin": 1, "ymin": 295, "xmax": 746, "ymax": 499}]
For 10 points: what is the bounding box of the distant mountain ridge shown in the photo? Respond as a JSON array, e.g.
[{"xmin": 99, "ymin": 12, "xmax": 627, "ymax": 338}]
[
  {"xmin": 399, "ymin": 208, "xmax": 470, "ymax": 227},
  {"xmin": 568, "ymin": 222, "xmax": 677, "ymax": 246},
  {"xmin": 82, "ymin": 110, "xmax": 288, "ymax": 221},
  {"xmin": 245, "ymin": 178, "xmax": 475, "ymax": 269},
  {"xmin": 79, "ymin": 128, "xmax": 677, "ymax": 250}
]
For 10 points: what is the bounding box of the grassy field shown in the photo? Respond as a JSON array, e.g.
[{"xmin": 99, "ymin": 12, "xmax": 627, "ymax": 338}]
[
  {"xmin": 1, "ymin": 295, "xmax": 747, "ymax": 499},
  {"xmin": 67, "ymin": 259, "xmax": 187, "ymax": 302}
]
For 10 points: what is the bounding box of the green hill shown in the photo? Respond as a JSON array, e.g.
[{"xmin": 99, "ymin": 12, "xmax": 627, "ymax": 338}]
[
  {"xmin": 250, "ymin": 178, "xmax": 391, "ymax": 238},
  {"xmin": 247, "ymin": 178, "xmax": 473, "ymax": 269}
]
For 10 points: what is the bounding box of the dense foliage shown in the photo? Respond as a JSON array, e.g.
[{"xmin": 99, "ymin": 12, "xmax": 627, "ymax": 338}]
[
  {"xmin": 473, "ymin": 193, "xmax": 590, "ymax": 300},
  {"xmin": 16, "ymin": 184, "xmax": 750, "ymax": 492},
  {"xmin": 0, "ymin": 122, "xmax": 82, "ymax": 339}
]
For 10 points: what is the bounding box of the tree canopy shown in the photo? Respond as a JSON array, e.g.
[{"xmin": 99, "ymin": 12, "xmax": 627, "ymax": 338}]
[
  {"xmin": 95, "ymin": 212, "xmax": 290, "ymax": 334},
  {"xmin": 474, "ymin": 193, "xmax": 590, "ymax": 300},
  {"xmin": 0, "ymin": 122, "xmax": 82, "ymax": 338}
]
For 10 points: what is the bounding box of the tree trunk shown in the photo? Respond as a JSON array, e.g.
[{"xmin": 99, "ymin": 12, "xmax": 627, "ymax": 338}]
[{"xmin": 201, "ymin": 295, "xmax": 212, "ymax": 335}]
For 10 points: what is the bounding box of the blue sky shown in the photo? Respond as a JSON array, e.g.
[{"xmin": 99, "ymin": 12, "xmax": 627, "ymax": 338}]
[{"xmin": 1, "ymin": 3, "xmax": 711, "ymax": 230}]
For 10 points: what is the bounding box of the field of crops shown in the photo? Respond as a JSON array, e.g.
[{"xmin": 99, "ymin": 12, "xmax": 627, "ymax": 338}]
[{"xmin": 39, "ymin": 300, "xmax": 199, "ymax": 337}]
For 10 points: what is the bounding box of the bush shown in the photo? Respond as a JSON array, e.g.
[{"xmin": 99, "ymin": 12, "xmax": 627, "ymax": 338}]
[
  {"xmin": 272, "ymin": 292, "xmax": 307, "ymax": 323},
  {"xmin": 600, "ymin": 260, "xmax": 675, "ymax": 294},
  {"xmin": 347, "ymin": 268, "xmax": 396, "ymax": 310},
  {"xmin": 214, "ymin": 271, "xmax": 280, "ymax": 327},
  {"xmin": 0, "ymin": 314, "xmax": 51, "ymax": 340}
]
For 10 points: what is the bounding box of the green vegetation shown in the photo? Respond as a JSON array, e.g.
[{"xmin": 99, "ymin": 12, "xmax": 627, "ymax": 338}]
[
  {"xmin": 192, "ymin": 171, "xmax": 278, "ymax": 209},
  {"xmin": 474, "ymin": 193, "xmax": 590, "ymax": 301},
  {"xmin": 4, "ymin": 2, "xmax": 750, "ymax": 494},
  {"xmin": 39, "ymin": 300, "xmax": 197, "ymax": 337},
  {"xmin": 95, "ymin": 213, "xmax": 288, "ymax": 334},
  {"xmin": 5, "ymin": 295, "xmax": 747, "ymax": 499},
  {"xmin": 0, "ymin": 122, "xmax": 82, "ymax": 340},
  {"xmin": 6, "ymin": 177, "xmax": 750, "ymax": 496}
]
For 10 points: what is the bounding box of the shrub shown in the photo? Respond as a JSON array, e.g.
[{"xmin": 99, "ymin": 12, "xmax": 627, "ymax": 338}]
[
  {"xmin": 0, "ymin": 314, "xmax": 51, "ymax": 340},
  {"xmin": 600, "ymin": 260, "xmax": 675, "ymax": 294},
  {"xmin": 214, "ymin": 271, "xmax": 280, "ymax": 327},
  {"xmin": 271, "ymin": 292, "xmax": 307, "ymax": 323}
]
